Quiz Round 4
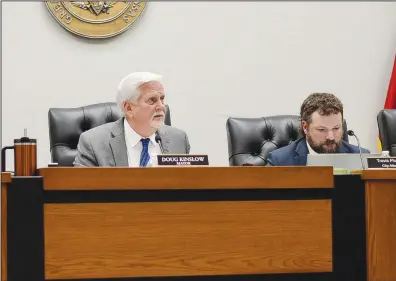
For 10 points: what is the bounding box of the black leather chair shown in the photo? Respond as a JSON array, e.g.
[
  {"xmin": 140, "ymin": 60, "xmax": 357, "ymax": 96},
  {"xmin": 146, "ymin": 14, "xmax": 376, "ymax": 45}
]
[
  {"xmin": 48, "ymin": 102, "xmax": 171, "ymax": 166},
  {"xmin": 226, "ymin": 115, "xmax": 349, "ymax": 166},
  {"xmin": 377, "ymin": 109, "xmax": 396, "ymax": 156}
]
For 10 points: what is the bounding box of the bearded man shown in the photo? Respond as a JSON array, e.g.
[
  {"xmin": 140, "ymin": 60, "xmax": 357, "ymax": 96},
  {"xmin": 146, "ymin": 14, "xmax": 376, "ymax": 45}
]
[{"xmin": 267, "ymin": 92, "xmax": 369, "ymax": 166}]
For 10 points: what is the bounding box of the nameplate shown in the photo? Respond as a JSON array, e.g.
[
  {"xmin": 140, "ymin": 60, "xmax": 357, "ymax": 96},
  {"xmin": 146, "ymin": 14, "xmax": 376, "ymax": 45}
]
[
  {"xmin": 157, "ymin": 155, "xmax": 209, "ymax": 166},
  {"xmin": 367, "ymin": 157, "xmax": 396, "ymax": 169}
]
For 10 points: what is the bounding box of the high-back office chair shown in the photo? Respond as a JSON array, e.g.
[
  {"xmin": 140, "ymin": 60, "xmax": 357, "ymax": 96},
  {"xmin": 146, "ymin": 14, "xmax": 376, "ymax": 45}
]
[
  {"xmin": 226, "ymin": 115, "xmax": 349, "ymax": 166},
  {"xmin": 377, "ymin": 109, "xmax": 396, "ymax": 156},
  {"xmin": 48, "ymin": 102, "xmax": 171, "ymax": 166}
]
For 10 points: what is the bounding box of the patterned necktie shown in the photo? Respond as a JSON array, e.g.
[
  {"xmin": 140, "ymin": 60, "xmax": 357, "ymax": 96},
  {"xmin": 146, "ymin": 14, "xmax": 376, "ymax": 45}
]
[{"xmin": 139, "ymin": 138, "xmax": 150, "ymax": 167}]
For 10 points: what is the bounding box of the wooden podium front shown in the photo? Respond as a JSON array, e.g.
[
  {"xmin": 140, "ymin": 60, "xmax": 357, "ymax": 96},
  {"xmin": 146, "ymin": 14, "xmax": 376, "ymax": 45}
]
[
  {"xmin": 360, "ymin": 170, "xmax": 396, "ymax": 281},
  {"xmin": 1, "ymin": 167, "xmax": 395, "ymax": 281},
  {"xmin": 40, "ymin": 167, "xmax": 332, "ymax": 280}
]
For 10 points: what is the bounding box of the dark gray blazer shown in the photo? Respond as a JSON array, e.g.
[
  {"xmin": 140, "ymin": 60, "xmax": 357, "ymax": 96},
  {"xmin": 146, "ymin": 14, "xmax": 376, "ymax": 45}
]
[{"xmin": 73, "ymin": 118, "xmax": 190, "ymax": 167}]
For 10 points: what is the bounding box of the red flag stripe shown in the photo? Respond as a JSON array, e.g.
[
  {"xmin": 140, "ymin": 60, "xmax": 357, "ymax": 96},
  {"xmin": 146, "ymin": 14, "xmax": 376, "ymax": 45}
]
[{"xmin": 384, "ymin": 55, "xmax": 396, "ymax": 109}]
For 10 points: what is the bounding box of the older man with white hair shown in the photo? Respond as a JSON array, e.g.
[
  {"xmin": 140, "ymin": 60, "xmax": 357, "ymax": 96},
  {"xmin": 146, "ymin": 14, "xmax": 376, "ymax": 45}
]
[{"xmin": 74, "ymin": 72, "xmax": 190, "ymax": 167}]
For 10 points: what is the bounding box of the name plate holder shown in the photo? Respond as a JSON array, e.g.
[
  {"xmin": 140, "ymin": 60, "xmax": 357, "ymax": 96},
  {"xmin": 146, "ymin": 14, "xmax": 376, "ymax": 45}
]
[
  {"xmin": 367, "ymin": 157, "xmax": 396, "ymax": 169},
  {"xmin": 157, "ymin": 155, "xmax": 209, "ymax": 166}
]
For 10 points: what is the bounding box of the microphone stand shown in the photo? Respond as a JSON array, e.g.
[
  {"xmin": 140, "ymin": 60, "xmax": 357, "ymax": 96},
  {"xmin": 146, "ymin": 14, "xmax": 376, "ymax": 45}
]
[
  {"xmin": 155, "ymin": 132, "xmax": 165, "ymax": 154},
  {"xmin": 347, "ymin": 130, "xmax": 366, "ymax": 170}
]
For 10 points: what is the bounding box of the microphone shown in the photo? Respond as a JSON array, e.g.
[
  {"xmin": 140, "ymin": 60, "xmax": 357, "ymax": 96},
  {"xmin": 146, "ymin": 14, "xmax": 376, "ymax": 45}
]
[
  {"xmin": 347, "ymin": 130, "xmax": 366, "ymax": 170},
  {"xmin": 155, "ymin": 132, "xmax": 165, "ymax": 154}
]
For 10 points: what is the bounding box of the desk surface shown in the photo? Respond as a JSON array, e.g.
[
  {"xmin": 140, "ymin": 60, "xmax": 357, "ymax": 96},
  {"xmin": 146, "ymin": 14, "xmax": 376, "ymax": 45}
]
[
  {"xmin": 37, "ymin": 166, "xmax": 334, "ymax": 190},
  {"xmin": 360, "ymin": 169, "xmax": 396, "ymax": 179}
]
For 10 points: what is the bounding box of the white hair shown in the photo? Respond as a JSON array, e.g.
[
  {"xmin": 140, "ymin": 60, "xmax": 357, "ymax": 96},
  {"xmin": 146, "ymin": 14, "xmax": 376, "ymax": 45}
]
[{"xmin": 116, "ymin": 72, "xmax": 163, "ymax": 113}]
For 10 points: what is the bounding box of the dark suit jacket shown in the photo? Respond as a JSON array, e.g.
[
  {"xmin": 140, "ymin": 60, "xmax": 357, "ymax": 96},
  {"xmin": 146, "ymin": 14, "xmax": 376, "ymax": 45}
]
[{"xmin": 267, "ymin": 137, "xmax": 370, "ymax": 166}]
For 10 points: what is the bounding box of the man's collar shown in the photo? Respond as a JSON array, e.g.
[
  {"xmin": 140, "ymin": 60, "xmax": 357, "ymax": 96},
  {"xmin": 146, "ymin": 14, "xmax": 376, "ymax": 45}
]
[
  {"xmin": 306, "ymin": 139, "xmax": 318, "ymax": 155},
  {"xmin": 123, "ymin": 119, "xmax": 156, "ymax": 147}
]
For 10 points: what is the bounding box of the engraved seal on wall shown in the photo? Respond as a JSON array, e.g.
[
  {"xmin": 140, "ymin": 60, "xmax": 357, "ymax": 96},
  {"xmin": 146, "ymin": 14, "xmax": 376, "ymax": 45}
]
[{"xmin": 45, "ymin": 2, "xmax": 147, "ymax": 39}]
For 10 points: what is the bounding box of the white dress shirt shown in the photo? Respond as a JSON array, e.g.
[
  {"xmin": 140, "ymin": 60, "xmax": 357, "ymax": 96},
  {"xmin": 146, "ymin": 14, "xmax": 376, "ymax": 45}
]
[
  {"xmin": 123, "ymin": 119, "xmax": 162, "ymax": 167},
  {"xmin": 306, "ymin": 140, "xmax": 318, "ymax": 155}
]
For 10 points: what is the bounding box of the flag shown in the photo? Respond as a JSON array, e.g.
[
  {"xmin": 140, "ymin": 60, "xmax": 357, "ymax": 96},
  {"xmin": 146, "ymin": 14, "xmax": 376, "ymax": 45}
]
[{"xmin": 378, "ymin": 54, "xmax": 396, "ymax": 151}]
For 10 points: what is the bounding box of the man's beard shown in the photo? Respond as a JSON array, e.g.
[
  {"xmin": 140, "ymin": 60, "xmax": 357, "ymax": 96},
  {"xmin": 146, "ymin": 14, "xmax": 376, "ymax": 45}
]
[
  {"xmin": 150, "ymin": 111, "xmax": 165, "ymax": 129},
  {"xmin": 307, "ymin": 135, "xmax": 341, "ymax": 154}
]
